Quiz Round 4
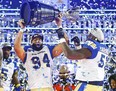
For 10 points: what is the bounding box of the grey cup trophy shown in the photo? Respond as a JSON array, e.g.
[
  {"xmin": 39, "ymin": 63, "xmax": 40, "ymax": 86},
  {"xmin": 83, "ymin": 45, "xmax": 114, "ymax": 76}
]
[{"xmin": 20, "ymin": 1, "xmax": 79, "ymax": 26}]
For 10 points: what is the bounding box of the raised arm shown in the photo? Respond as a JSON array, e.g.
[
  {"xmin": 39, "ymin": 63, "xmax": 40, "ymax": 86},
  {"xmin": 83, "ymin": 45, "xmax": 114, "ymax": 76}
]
[
  {"xmin": 52, "ymin": 32, "xmax": 69, "ymax": 58},
  {"xmin": 61, "ymin": 42, "xmax": 91, "ymax": 60},
  {"xmin": 53, "ymin": 15, "xmax": 69, "ymax": 58},
  {"xmin": 55, "ymin": 16, "xmax": 92, "ymax": 60},
  {"xmin": 14, "ymin": 20, "xmax": 25, "ymax": 62}
]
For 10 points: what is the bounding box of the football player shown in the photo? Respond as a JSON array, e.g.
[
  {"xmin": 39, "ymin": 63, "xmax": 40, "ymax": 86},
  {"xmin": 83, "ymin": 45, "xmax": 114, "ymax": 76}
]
[
  {"xmin": 0, "ymin": 43, "xmax": 23, "ymax": 91},
  {"xmin": 55, "ymin": 16, "xmax": 109, "ymax": 91},
  {"xmin": 14, "ymin": 19, "xmax": 68, "ymax": 91}
]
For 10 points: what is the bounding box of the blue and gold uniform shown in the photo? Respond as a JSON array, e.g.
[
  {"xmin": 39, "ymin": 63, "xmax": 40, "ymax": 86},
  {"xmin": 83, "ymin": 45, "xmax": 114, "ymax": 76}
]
[{"xmin": 75, "ymin": 39, "xmax": 109, "ymax": 91}]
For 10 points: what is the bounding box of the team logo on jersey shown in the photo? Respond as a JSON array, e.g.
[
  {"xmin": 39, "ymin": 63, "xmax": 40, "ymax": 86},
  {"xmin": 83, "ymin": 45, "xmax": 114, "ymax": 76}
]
[{"xmin": 32, "ymin": 51, "xmax": 45, "ymax": 55}]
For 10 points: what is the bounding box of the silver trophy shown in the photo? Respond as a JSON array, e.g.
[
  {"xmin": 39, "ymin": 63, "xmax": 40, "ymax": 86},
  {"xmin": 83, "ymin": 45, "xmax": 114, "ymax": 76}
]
[
  {"xmin": 20, "ymin": 1, "xmax": 79, "ymax": 26},
  {"xmin": 62, "ymin": 7, "xmax": 80, "ymax": 22}
]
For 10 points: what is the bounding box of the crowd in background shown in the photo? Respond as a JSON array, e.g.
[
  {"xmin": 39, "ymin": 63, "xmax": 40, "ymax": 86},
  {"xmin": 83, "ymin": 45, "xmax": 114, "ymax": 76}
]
[{"xmin": 0, "ymin": 0, "xmax": 115, "ymax": 91}]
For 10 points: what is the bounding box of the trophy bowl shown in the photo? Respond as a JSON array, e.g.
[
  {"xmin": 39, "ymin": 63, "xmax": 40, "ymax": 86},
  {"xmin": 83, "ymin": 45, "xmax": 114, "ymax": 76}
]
[{"xmin": 20, "ymin": 1, "xmax": 60, "ymax": 26}]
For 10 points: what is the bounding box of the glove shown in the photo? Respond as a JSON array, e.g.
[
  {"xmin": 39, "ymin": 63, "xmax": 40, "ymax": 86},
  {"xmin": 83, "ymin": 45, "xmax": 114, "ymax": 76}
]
[
  {"xmin": 56, "ymin": 28, "xmax": 65, "ymax": 39},
  {"xmin": 71, "ymin": 36, "xmax": 80, "ymax": 46}
]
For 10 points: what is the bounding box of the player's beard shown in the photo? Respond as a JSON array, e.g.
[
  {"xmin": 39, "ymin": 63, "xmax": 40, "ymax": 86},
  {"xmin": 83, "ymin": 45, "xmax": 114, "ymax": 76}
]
[{"xmin": 32, "ymin": 44, "xmax": 43, "ymax": 51}]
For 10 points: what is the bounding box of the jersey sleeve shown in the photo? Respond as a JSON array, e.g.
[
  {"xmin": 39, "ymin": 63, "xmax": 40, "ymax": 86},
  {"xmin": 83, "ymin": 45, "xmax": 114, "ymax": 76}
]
[
  {"xmin": 23, "ymin": 45, "xmax": 33, "ymax": 63},
  {"xmin": 82, "ymin": 40, "xmax": 100, "ymax": 59},
  {"xmin": 24, "ymin": 45, "xmax": 32, "ymax": 52},
  {"xmin": 47, "ymin": 45, "xmax": 55, "ymax": 59}
]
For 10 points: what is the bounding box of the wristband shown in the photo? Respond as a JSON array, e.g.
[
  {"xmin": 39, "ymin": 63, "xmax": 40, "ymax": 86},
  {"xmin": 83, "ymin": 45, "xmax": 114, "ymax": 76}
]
[
  {"xmin": 20, "ymin": 27, "xmax": 26, "ymax": 32},
  {"xmin": 59, "ymin": 38, "xmax": 66, "ymax": 43}
]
